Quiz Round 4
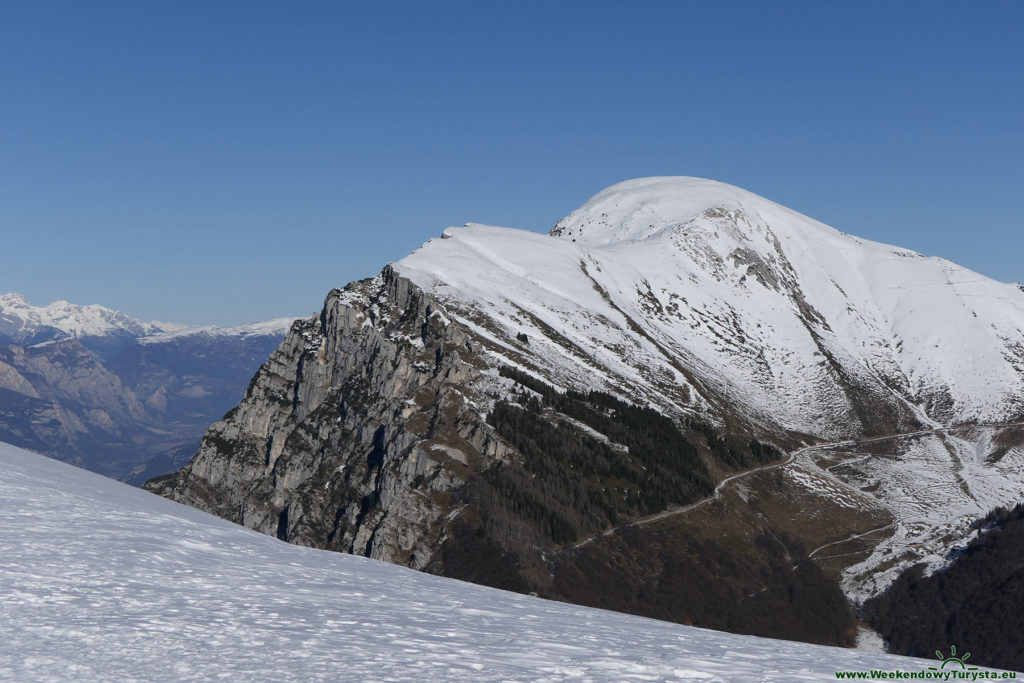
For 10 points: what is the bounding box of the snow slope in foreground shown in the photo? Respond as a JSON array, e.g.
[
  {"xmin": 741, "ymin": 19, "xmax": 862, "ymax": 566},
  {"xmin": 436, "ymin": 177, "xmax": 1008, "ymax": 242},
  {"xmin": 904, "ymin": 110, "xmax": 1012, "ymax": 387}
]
[{"xmin": 0, "ymin": 441, "xmax": 997, "ymax": 682}]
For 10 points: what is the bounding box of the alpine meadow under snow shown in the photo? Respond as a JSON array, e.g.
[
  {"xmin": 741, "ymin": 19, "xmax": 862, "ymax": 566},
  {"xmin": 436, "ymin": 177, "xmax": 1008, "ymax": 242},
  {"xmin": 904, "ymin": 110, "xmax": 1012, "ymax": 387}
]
[{"xmin": 0, "ymin": 440, "xmax": 997, "ymax": 682}]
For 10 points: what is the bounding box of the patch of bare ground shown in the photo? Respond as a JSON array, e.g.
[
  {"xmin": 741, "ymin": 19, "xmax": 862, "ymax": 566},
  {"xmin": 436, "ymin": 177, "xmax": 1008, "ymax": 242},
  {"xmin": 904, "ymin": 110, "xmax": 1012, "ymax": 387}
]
[
  {"xmin": 715, "ymin": 466, "xmax": 892, "ymax": 580},
  {"xmin": 985, "ymin": 424, "xmax": 1024, "ymax": 464},
  {"xmin": 550, "ymin": 480, "xmax": 860, "ymax": 647}
]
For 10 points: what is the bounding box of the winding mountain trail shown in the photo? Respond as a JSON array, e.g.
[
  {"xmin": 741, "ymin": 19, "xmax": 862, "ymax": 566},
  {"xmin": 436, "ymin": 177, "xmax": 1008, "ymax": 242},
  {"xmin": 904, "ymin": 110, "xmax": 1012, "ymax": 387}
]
[
  {"xmin": 564, "ymin": 419, "xmax": 1024, "ymax": 555},
  {"xmin": 808, "ymin": 523, "xmax": 898, "ymax": 561},
  {"xmin": 567, "ymin": 444, "xmax": 802, "ymax": 552}
]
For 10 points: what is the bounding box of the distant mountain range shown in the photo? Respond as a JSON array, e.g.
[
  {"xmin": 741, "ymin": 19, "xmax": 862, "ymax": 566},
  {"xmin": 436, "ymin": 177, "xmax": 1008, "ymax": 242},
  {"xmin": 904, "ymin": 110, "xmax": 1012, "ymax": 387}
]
[
  {"xmin": 0, "ymin": 293, "xmax": 295, "ymax": 482},
  {"xmin": 0, "ymin": 292, "xmax": 165, "ymax": 343}
]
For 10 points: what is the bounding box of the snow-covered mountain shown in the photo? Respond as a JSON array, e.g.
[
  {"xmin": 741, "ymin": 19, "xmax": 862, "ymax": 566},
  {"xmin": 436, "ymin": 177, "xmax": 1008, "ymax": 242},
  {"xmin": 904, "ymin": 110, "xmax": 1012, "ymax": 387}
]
[
  {"xmin": 0, "ymin": 292, "xmax": 295, "ymax": 347},
  {"xmin": 6, "ymin": 438, "xmax": 1001, "ymax": 682},
  {"xmin": 137, "ymin": 317, "xmax": 298, "ymax": 345},
  {"xmin": 0, "ymin": 293, "xmax": 297, "ymax": 480},
  {"xmin": 151, "ymin": 177, "xmax": 1024, "ymax": 649},
  {"xmin": 0, "ymin": 292, "xmax": 163, "ymax": 345},
  {"xmin": 399, "ymin": 177, "xmax": 1024, "ymax": 436}
]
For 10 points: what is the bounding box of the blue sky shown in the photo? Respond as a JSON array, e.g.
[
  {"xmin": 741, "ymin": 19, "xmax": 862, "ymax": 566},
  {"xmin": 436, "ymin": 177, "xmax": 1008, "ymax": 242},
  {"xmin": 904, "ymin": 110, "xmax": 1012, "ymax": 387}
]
[{"xmin": 1, "ymin": 1, "xmax": 1021, "ymax": 325}]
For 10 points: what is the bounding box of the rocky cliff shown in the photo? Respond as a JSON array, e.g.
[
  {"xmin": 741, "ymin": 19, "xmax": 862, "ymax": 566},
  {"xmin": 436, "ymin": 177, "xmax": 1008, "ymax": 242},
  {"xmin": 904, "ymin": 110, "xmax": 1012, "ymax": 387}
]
[
  {"xmin": 149, "ymin": 265, "xmax": 857, "ymax": 644},
  {"xmin": 151, "ymin": 267, "xmax": 510, "ymax": 569}
]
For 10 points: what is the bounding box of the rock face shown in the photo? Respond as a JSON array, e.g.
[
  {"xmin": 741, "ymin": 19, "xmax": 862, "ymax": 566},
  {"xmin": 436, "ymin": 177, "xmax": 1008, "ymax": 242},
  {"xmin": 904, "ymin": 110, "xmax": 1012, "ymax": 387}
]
[
  {"xmin": 148, "ymin": 267, "xmax": 857, "ymax": 645},
  {"xmin": 152, "ymin": 268, "xmax": 507, "ymax": 569},
  {"xmin": 150, "ymin": 178, "xmax": 1024, "ymax": 646}
]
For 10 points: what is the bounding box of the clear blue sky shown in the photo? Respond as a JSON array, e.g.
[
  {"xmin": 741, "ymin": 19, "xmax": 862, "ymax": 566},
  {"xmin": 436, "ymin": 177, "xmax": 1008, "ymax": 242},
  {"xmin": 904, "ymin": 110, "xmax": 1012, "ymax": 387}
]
[{"xmin": 1, "ymin": 1, "xmax": 1021, "ymax": 325}]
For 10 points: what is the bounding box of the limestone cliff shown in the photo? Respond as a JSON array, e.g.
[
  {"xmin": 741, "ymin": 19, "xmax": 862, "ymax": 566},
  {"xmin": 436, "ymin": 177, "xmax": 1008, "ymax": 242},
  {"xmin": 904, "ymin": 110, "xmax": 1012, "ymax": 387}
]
[
  {"xmin": 149, "ymin": 267, "xmax": 512, "ymax": 569},
  {"xmin": 145, "ymin": 264, "xmax": 859, "ymax": 649}
]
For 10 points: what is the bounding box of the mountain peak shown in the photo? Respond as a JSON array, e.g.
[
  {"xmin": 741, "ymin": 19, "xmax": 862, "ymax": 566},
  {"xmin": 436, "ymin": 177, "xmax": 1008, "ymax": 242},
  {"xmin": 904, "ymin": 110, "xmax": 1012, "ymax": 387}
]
[
  {"xmin": 0, "ymin": 293, "xmax": 300, "ymax": 346},
  {"xmin": 0, "ymin": 293, "xmax": 30, "ymax": 306},
  {"xmin": 137, "ymin": 317, "xmax": 297, "ymax": 345},
  {"xmin": 550, "ymin": 176, "xmax": 846, "ymax": 248},
  {"xmin": 0, "ymin": 293, "xmax": 159, "ymax": 343},
  {"xmin": 398, "ymin": 176, "xmax": 1024, "ymax": 435}
]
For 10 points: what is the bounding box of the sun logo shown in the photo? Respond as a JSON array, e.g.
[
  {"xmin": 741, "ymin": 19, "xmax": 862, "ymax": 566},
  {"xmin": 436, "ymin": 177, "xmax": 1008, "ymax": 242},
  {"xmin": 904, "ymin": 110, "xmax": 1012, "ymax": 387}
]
[{"xmin": 927, "ymin": 644, "xmax": 978, "ymax": 672}]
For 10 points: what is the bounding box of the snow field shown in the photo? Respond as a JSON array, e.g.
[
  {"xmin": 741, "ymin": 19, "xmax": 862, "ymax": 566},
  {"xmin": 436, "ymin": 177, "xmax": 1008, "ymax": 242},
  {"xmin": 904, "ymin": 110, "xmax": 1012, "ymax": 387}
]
[{"xmin": 0, "ymin": 440, "xmax": 970, "ymax": 682}]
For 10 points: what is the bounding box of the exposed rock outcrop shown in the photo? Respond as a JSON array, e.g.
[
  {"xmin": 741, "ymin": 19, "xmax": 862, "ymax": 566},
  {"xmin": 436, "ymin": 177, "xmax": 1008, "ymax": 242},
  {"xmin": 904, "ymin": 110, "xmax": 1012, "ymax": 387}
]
[{"xmin": 150, "ymin": 268, "xmax": 511, "ymax": 569}]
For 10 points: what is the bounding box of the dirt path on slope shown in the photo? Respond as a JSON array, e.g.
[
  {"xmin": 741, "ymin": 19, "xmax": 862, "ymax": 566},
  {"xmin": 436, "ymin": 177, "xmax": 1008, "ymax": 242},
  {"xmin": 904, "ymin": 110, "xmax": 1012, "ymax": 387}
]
[
  {"xmin": 807, "ymin": 523, "xmax": 898, "ymax": 560},
  {"xmin": 563, "ymin": 419, "xmax": 1024, "ymax": 554},
  {"xmin": 566, "ymin": 446, "xmax": 803, "ymax": 552}
]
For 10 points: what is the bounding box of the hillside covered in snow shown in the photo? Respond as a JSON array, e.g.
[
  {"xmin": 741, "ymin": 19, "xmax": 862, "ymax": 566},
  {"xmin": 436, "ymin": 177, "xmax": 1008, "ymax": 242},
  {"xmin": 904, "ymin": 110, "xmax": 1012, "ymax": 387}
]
[
  {"xmin": 2, "ymin": 439, "xmax": 1002, "ymax": 682},
  {"xmin": 398, "ymin": 177, "xmax": 1024, "ymax": 437}
]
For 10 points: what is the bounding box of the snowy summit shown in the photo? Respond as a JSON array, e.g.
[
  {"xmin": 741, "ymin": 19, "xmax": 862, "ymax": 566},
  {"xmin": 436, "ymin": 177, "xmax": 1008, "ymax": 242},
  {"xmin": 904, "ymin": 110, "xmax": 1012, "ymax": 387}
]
[
  {"xmin": 0, "ymin": 293, "xmax": 161, "ymax": 343},
  {"xmin": 398, "ymin": 176, "xmax": 1024, "ymax": 435},
  {"xmin": 0, "ymin": 292, "xmax": 297, "ymax": 346}
]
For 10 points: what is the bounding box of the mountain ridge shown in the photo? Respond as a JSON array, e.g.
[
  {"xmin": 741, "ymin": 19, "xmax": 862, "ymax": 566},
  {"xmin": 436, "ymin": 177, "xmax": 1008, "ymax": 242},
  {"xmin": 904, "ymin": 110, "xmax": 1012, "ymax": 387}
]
[
  {"xmin": 398, "ymin": 177, "xmax": 1024, "ymax": 436},
  {"xmin": 0, "ymin": 292, "xmax": 160, "ymax": 344},
  {"xmin": 0, "ymin": 292, "xmax": 295, "ymax": 346}
]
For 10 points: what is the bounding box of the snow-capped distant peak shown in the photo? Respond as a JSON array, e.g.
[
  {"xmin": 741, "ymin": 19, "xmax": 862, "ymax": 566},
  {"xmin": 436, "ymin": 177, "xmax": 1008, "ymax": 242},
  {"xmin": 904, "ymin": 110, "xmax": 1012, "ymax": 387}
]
[
  {"xmin": 147, "ymin": 320, "xmax": 193, "ymax": 333},
  {"xmin": 0, "ymin": 293, "xmax": 298, "ymax": 346},
  {"xmin": 137, "ymin": 317, "xmax": 297, "ymax": 345},
  {"xmin": 0, "ymin": 293, "xmax": 160, "ymax": 343}
]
